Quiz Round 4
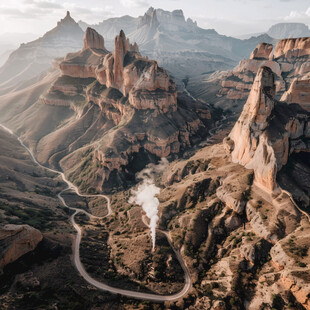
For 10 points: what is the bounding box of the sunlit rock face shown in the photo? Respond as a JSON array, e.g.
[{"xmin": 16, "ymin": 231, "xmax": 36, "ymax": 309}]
[
  {"xmin": 225, "ymin": 66, "xmax": 310, "ymax": 191},
  {"xmin": 249, "ymin": 43, "xmax": 273, "ymax": 60},
  {"xmin": 82, "ymin": 27, "xmax": 106, "ymax": 51},
  {"xmin": 281, "ymin": 78, "xmax": 310, "ymax": 112},
  {"xmin": 273, "ymin": 37, "xmax": 310, "ymax": 59},
  {"xmin": 40, "ymin": 28, "xmax": 213, "ymax": 190},
  {"xmin": 216, "ymin": 37, "xmax": 310, "ymax": 112}
]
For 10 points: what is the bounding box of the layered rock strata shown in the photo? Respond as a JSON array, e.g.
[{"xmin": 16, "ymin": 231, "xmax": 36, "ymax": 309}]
[
  {"xmin": 40, "ymin": 28, "xmax": 213, "ymax": 190},
  {"xmin": 249, "ymin": 42, "xmax": 273, "ymax": 60},
  {"xmin": 212, "ymin": 37, "xmax": 310, "ymax": 112}
]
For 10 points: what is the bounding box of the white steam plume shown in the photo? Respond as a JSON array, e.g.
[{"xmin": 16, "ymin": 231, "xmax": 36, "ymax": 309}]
[{"xmin": 129, "ymin": 158, "xmax": 168, "ymax": 250}]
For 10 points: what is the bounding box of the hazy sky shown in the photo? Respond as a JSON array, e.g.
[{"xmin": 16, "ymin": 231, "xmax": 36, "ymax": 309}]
[{"xmin": 0, "ymin": 0, "xmax": 309, "ymax": 39}]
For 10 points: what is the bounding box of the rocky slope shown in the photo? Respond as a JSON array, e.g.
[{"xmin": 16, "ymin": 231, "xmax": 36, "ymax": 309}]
[
  {"xmin": 149, "ymin": 65, "xmax": 310, "ymax": 309},
  {"xmin": 224, "ymin": 66, "xmax": 310, "ymax": 191},
  {"xmin": 188, "ymin": 36, "xmax": 310, "ymax": 116},
  {"xmin": 0, "ymin": 12, "xmax": 83, "ymax": 94},
  {"xmin": 0, "ymin": 126, "xmax": 129, "ymax": 310}
]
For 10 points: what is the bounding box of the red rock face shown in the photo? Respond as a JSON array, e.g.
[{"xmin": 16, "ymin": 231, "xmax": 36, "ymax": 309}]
[
  {"xmin": 0, "ymin": 224, "xmax": 43, "ymax": 270},
  {"xmin": 281, "ymin": 78, "xmax": 310, "ymax": 111},
  {"xmin": 218, "ymin": 37, "xmax": 310, "ymax": 110},
  {"xmin": 273, "ymin": 37, "xmax": 310, "ymax": 59},
  {"xmin": 225, "ymin": 66, "xmax": 310, "ymax": 191},
  {"xmin": 113, "ymin": 30, "xmax": 128, "ymax": 90},
  {"xmin": 250, "ymin": 43, "xmax": 273, "ymax": 60},
  {"xmin": 83, "ymin": 27, "xmax": 105, "ymax": 50}
]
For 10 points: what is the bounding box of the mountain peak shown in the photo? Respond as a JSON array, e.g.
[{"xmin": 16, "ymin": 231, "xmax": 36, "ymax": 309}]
[
  {"xmin": 57, "ymin": 11, "xmax": 77, "ymax": 27},
  {"xmin": 38, "ymin": 11, "xmax": 84, "ymax": 43},
  {"xmin": 146, "ymin": 7, "xmax": 155, "ymax": 15},
  {"xmin": 267, "ymin": 22, "xmax": 310, "ymax": 39}
]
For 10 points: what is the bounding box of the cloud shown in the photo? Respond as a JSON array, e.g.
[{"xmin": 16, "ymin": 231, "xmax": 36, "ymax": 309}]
[
  {"xmin": 0, "ymin": 1, "xmax": 115, "ymax": 24},
  {"xmin": 284, "ymin": 6, "xmax": 310, "ymax": 21},
  {"xmin": 23, "ymin": 0, "xmax": 62, "ymax": 9},
  {"xmin": 120, "ymin": 0, "xmax": 149, "ymax": 9}
]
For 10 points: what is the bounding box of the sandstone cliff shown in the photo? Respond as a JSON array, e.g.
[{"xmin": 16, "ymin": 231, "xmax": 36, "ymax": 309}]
[
  {"xmin": 188, "ymin": 37, "xmax": 310, "ymax": 114},
  {"xmin": 225, "ymin": 66, "xmax": 310, "ymax": 191},
  {"xmin": 273, "ymin": 37, "xmax": 310, "ymax": 59},
  {"xmin": 250, "ymin": 42, "xmax": 273, "ymax": 60},
  {"xmin": 152, "ymin": 67, "xmax": 310, "ymax": 309},
  {"xmin": 38, "ymin": 28, "xmax": 213, "ymax": 190},
  {"xmin": 83, "ymin": 27, "xmax": 106, "ymax": 50}
]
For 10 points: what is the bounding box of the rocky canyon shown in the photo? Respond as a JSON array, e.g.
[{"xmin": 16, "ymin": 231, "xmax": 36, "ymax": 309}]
[{"xmin": 0, "ymin": 6, "xmax": 309, "ymax": 310}]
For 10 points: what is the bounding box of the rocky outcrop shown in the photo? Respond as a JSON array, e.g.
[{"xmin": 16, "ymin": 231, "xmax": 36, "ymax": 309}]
[
  {"xmin": 281, "ymin": 77, "xmax": 310, "ymax": 111},
  {"xmin": 0, "ymin": 224, "xmax": 42, "ymax": 271},
  {"xmin": 273, "ymin": 37, "xmax": 310, "ymax": 59},
  {"xmin": 83, "ymin": 27, "xmax": 105, "ymax": 50},
  {"xmin": 250, "ymin": 43, "xmax": 273, "ymax": 60},
  {"xmin": 213, "ymin": 37, "xmax": 310, "ymax": 113},
  {"xmin": 224, "ymin": 66, "xmax": 310, "ymax": 191},
  {"xmin": 38, "ymin": 29, "xmax": 213, "ymax": 190}
]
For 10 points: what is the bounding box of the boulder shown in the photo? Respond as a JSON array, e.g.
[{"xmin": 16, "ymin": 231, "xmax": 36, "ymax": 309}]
[{"xmin": 0, "ymin": 224, "xmax": 43, "ymax": 270}]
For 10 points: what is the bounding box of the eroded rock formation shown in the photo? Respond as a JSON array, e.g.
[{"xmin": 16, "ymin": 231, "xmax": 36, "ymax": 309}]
[
  {"xmin": 39, "ymin": 28, "xmax": 213, "ymax": 190},
  {"xmin": 281, "ymin": 77, "xmax": 310, "ymax": 111},
  {"xmin": 273, "ymin": 37, "xmax": 310, "ymax": 59},
  {"xmin": 155, "ymin": 64, "xmax": 310, "ymax": 309},
  {"xmin": 83, "ymin": 27, "xmax": 106, "ymax": 50},
  {"xmin": 206, "ymin": 37, "xmax": 310, "ymax": 113},
  {"xmin": 250, "ymin": 42, "xmax": 273, "ymax": 60},
  {"xmin": 224, "ymin": 66, "xmax": 310, "ymax": 191}
]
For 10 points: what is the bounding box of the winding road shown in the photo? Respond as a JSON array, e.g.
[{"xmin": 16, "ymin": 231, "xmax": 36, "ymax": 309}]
[
  {"xmin": 0, "ymin": 124, "xmax": 191, "ymax": 302},
  {"xmin": 282, "ymin": 189, "xmax": 310, "ymax": 222}
]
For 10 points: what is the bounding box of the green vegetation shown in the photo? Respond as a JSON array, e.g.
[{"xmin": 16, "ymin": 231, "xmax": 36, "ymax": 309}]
[{"xmin": 0, "ymin": 201, "xmax": 63, "ymax": 231}]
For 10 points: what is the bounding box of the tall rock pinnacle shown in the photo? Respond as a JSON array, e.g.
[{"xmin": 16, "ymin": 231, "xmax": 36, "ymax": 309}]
[
  {"xmin": 225, "ymin": 67, "xmax": 278, "ymax": 190},
  {"xmin": 225, "ymin": 66, "xmax": 310, "ymax": 191},
  {"xmin": 113, "ymin": 30, "xmax": 129, "ymax": 90}
]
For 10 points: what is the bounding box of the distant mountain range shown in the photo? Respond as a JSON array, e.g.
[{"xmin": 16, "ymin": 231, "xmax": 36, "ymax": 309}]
[
  {"xmin": 78, "ymin": 7, "xmax": 277, "ymax": 78},
  {"xmin": 0, "ymin": 12, "xmax": 83, "ymax": 94},
  {"xmin": 237, "ymin": 22, "xmax": 310, "ymax": 40},
  {"xmin": 2, "ymin": 8, "xmax": 309, "ymax": 91}
]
